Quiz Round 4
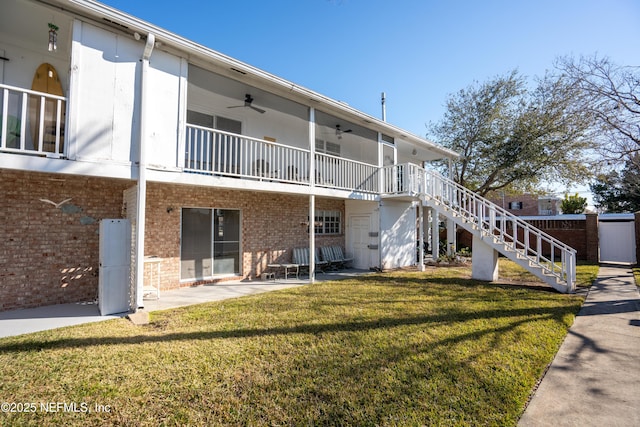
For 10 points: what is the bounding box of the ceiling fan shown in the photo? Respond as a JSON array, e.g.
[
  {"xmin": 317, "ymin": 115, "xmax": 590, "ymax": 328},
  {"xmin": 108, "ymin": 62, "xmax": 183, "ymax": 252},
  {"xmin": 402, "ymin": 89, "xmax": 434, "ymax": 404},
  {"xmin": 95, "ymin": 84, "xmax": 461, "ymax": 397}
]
[
  {"xmin": 335, "ymin": 124, "xmax": 352, "ymax": 139},
  {"xmin": 227, "ymin": 94, "xmax": 266, "ymax": 114}
]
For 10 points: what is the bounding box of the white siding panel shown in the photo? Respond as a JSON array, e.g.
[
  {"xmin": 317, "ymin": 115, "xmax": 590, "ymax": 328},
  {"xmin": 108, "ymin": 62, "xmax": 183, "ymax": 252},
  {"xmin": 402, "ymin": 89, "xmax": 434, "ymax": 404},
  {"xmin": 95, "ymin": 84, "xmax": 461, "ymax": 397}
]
[
  {"xmin": 146, "ymin": 51, "xmax": 184, "ymax": 169},
  {"xmin": 380, "ymin": 201, "xmax": 416, "ymax": 269},
  {"xmin": 71, "ymin": 22, "xmax": 138, "ymax": 164}
]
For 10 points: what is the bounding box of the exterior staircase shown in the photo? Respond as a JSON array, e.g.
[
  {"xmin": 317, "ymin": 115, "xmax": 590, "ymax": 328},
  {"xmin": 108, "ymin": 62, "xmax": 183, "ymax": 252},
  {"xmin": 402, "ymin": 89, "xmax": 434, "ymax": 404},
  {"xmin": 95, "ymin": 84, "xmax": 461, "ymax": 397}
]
[{"xmin": 422, "ymin": 170, "xmax": 577, "ymax": 293}]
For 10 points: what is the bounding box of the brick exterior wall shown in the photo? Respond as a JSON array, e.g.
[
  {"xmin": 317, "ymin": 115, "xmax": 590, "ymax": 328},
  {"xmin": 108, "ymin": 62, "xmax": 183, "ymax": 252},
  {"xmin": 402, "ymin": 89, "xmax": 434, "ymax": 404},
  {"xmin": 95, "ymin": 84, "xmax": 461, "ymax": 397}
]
[
  {"xmin": 1, "ymin": 174, "xmax": 348, "ymax": 311},
  {"xmin": 487, "ymin": 193, "xmax": 541, "ymax": 216},
  {"xmin": 0, "ymin": 170, "xmax": 132, "ymax": 311},
  {"xmin": 141, "ymin": 183, "xmax": 345, "ymax": 291},
  {"xmin": 585, "ymin": 214, "xmax": 599, "ymax": 263}
]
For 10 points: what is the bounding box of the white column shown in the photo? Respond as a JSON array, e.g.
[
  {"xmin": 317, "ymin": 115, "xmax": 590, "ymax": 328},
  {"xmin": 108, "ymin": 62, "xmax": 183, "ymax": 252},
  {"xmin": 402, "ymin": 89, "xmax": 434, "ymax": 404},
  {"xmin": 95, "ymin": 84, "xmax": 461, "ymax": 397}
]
[
  {"xmin": 447, "ymin": 219, "xmax": 456, "ymax": 257},
  {"xmin": 431, "ymin": 207, "xmax": 440, "ymax": 260},
  {"xmin": 308, "ymin": 107, "xmax": 316, "ymax": 283},
  {"xmin": 418, "ymin": 202, "xmax": 425, "ymax": 271}
]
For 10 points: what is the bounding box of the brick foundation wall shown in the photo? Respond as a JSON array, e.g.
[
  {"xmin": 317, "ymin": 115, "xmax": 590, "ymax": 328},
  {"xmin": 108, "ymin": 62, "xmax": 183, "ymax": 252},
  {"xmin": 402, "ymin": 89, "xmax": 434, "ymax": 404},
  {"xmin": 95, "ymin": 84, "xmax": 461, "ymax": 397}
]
[
  {"xmin": 143, "ymin": 183, "xmax": 345, "ymax": 291},
  {"xmin": 0, "ymin": 173, "xmax": 348, "ymax": 311},
  {"xmin": 0, "ymin": 170, "xmax": 131, "ymax": 311}
]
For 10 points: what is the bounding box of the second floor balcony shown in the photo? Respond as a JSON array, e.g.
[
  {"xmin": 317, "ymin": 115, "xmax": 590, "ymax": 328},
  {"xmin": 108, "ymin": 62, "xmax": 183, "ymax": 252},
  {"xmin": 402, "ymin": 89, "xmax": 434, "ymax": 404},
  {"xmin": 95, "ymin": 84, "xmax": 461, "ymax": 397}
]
[
  {"xmin": 0, "ymin": 84, "xmax": 429, "ymax": 200},
  {"xmin": 185, "ymin": 124, "xmax": 382, "ymax": 195},
  {"xmin": 0, "ymin": 85, "xmax": 439, "ymax": 201}
]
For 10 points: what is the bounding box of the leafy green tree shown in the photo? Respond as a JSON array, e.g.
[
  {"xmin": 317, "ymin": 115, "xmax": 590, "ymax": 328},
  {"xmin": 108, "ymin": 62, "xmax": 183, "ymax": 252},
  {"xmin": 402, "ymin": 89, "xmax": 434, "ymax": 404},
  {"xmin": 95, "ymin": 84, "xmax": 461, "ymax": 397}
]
[
  {"xmin": 560, "ymin": 193, "xmax": 587, "ymax": 214},
  {"xmin": 429, "ymin": 70, "xmax": 594, "ymax": 196},
  {"xmin": 590, "ymin": 154, "xmax": 640, "ymax": 212}
]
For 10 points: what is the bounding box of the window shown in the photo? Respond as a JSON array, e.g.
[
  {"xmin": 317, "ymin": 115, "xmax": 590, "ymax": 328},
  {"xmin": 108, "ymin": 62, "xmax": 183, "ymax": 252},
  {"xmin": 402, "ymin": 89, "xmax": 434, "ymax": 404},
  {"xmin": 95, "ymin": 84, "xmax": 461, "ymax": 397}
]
[
  {"xmin": 181, "ymin": 208, "xmax": 241, "ymax": 280},
  {"xmin": 313, "ymin": 210, "xmax": 342, "ymax": 234},
  {"xmin": 186, "ymin": 111, "xmax": 242, "ymax": 173},
  {"xmin": 187, "ymin": 110, "xmax": 214, "ymax": 128},
  {"xmin": 316, "ymin": 139, "xmax": 341, "ymax": 156},
  {"xmin": 381, "ymin": 133, "xmax": 394, "ymax": 145},
  {"xmin": 508, "ymin": 201, "xmax": 523, "ymax": 210},
  {"xmin": 186, "ymin": 110, "xmax": 241, "ymax": 133}
]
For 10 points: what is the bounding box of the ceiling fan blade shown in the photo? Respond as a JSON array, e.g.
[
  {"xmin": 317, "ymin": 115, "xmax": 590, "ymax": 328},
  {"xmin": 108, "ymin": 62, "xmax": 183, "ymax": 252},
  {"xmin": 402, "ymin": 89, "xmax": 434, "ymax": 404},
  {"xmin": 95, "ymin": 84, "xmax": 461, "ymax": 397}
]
[{"xmin": 227, "ymin": 94, "xmax": 265, "ymax": 113}]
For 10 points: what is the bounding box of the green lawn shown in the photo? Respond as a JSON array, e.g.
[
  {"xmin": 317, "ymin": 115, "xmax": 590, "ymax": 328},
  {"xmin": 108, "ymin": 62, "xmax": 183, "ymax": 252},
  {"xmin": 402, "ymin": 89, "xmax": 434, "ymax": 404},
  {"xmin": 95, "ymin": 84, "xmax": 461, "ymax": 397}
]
[
  {"xmin": 499, "ymin": 259, "xmax": 599, "ymax": 288},
  {"xmin": 0, "ymin": 263, "xmax": 592, "ymax": 426}
]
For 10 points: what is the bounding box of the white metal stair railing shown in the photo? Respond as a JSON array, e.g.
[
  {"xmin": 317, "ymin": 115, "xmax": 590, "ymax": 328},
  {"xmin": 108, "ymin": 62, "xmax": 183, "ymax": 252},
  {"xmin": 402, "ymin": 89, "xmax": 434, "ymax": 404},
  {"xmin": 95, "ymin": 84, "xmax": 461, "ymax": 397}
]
[
  {"xmin": 424, "ymin": 170, "xmax": 577, "ymax": 293},
  {"xmin": 381, "ymin": 163, "xmax": 425, "ymax": 195}
]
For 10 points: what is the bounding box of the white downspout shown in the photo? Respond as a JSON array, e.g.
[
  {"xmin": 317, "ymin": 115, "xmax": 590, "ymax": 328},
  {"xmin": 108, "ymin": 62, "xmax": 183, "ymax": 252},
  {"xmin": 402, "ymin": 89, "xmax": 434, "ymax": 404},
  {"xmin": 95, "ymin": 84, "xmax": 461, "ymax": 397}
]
[
  {"xmin": 308, "ymin": 107, "xmax": 316, "ymax": 284},
  {"xmin": 134, "ymin": 33, "xmax": 155, "ymax": 310}
]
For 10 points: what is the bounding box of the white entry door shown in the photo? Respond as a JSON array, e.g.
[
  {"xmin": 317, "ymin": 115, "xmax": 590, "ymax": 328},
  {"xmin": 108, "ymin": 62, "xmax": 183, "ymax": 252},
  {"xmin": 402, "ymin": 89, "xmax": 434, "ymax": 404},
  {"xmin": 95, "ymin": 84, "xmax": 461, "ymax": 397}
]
[
  {"xmin": 349, "ymin": 215, "xmax": 371, "ymax": 270},
  {"xmin": 599, "ymin": 220, "xmax": 637, "ymax": 264},
  {"xmin": 99, "ymin": 219, "xmax": 131, "ymax": 315}
]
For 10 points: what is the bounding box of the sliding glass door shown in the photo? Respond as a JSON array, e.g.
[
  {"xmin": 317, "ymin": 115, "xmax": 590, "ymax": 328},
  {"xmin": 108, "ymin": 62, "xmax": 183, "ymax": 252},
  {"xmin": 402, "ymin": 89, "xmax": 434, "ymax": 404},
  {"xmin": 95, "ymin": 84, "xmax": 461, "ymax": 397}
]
[
  {"xmin": 213, "ymin": 209, "xmax": 240, "ymax": 275},
  {"xmin": 181, "ymin": 208, "xmax": 240, "ymax": 280}
]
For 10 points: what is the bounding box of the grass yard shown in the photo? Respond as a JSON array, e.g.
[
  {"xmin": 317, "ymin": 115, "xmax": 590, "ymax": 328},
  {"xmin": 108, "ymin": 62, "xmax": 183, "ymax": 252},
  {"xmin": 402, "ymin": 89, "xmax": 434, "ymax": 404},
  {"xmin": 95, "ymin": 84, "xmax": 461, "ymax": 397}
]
[
  {"xmin": 0, "ymin": 263, "xmax": 593, "ymax": 426},
  {"xmin": 499, "ymin": 259, "xmax": 599, "ymax": 288}
]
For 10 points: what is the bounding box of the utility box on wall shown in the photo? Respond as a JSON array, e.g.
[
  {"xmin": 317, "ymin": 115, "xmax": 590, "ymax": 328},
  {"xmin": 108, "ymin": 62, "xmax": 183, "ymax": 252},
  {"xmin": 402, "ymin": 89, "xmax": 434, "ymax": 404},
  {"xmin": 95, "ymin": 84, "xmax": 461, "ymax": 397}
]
[{"xmin": 99, "ymin": 219, "xmax": 131, "ymax": 315}]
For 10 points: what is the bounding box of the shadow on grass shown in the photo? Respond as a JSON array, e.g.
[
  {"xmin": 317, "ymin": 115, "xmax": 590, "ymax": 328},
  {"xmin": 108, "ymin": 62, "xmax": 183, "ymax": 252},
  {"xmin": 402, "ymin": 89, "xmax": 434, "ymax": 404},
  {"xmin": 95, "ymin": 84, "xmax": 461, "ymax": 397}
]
[
  {"xmin": 340, "ymin": 276, "xmax": 564, "ymax": 306},
  {"xmin": 0, "ymin": 304, "xmax": 576, "ymax": 354}
]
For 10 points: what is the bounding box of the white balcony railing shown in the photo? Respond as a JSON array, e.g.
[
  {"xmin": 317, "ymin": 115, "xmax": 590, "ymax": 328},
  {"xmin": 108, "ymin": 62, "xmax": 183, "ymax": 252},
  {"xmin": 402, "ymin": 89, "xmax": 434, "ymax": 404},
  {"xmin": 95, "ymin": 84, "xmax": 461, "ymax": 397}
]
[
  {"xmin": 314, "ymin": 152, "xmax": 379, "ymax": 193},
  {"xmin": 185, "ymin": 125, "xmax": 380, "ymax": 193},
  {"xmin": 0, "ymin": 83, "xmax": 66, "ymax": 158},
  {"xmin": 185, "ymin": 125, "xmax": 310, "ymax": 184},
  {"xmin": 380, "ymin": 163, "xmax": 426, "ymax": 195}
]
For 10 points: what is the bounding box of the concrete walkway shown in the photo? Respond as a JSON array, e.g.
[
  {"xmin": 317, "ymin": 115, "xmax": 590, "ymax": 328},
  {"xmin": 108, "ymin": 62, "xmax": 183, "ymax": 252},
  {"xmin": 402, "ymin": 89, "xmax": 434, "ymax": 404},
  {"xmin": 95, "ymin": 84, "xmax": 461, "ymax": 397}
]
[
  {"xmin": 519, "ymin": 264, "xmax": 640, "ymax": 427},
  {"xmin": 0, "ymin": 270, "xmax": 366, "ymax": 338}
]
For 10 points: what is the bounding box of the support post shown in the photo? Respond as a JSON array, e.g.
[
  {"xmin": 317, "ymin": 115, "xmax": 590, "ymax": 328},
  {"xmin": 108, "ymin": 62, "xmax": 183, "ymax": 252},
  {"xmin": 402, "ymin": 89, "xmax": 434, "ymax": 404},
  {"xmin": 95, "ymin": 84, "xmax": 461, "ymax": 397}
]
[
  {"xmin": 471, "ymin": 235, "xmax": 499, "ymax": 281},
  {"xmin": 447, "ymin": 218, "xmax": 456, "ymax": 257},
  {"xmin": 431, "ymin": 207, "xmax": 440, "ymax": 260},
  {"xmin": 418, "ymin": 202, "xmax": 425, "ymax": 271},
  {"xmin": 308, "ymin": 107, "xmax": 316, "ymax": 283}
]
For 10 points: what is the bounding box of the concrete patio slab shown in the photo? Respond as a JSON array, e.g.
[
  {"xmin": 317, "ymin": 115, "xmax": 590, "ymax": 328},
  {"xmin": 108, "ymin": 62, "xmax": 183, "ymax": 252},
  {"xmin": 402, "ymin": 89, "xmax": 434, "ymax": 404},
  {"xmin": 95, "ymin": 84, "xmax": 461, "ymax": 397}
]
[{"xmin": 0, "ymin": 270, "xmax": 368, "ymax": 338}]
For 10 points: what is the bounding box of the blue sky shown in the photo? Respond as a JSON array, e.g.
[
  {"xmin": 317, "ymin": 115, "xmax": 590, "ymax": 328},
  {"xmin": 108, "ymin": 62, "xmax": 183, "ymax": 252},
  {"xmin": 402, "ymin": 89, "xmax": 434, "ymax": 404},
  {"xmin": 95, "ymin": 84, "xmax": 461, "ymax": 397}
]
[
  {"xmin": 100, "ymin": 0, "xmax": 638, "ymax": 202},
  {"xmin": 100, "ymin": 0, "xmax": 639, "ymax": 138}
]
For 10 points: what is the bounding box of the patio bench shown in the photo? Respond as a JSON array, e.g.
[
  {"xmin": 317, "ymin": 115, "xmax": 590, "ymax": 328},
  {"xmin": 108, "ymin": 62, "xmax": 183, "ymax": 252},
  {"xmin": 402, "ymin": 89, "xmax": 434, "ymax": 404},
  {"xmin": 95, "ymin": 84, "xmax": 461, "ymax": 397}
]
[{"xmin": 292, "ymin": 247, "xmax": 328, "ymax": 275}]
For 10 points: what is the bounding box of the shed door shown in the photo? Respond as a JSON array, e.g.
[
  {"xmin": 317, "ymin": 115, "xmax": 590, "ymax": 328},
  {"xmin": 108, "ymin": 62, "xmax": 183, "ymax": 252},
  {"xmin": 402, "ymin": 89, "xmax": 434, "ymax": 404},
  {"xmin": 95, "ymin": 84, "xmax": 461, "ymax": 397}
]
[{"xmin": 599, "ymin": 220, "xmax": 636, "ymax": 264}]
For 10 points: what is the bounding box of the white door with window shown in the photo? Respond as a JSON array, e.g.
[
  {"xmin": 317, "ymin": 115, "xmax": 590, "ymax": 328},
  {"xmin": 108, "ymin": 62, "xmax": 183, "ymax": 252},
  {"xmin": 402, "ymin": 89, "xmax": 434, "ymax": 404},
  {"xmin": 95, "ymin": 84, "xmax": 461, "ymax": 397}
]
[{"xmin": 349, "ymin": 215, "xmax": 371, "ymax": 270}]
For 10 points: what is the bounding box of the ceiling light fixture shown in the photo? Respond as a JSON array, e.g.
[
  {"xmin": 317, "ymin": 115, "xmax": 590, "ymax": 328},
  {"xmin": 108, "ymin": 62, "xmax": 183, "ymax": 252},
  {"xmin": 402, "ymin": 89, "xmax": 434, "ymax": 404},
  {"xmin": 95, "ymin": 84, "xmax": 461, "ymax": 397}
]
[{"xmin": 48, "ymin": 23, "xmax": 59, "ymax": 52}]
